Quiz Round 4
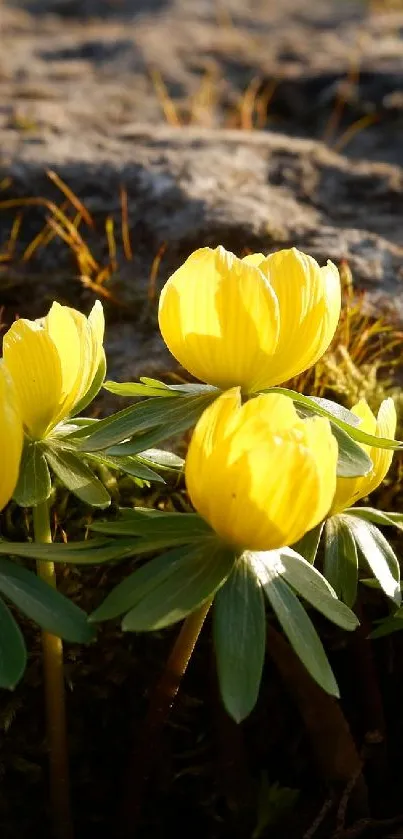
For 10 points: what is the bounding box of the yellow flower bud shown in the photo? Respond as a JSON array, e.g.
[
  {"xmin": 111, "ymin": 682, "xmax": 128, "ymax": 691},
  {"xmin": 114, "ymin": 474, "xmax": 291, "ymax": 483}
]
[
  {"xmin": 330, "ymin": 398, "xmax": 397, "ymax": 514},
  {"xmin": 0, "ymin": 363, "xmax": 23, "ymax": 510},
  {"xmin": 158, "ymin": 246, "xmax": 340, "ymax": 393},
  {"xmin": 3, "ymin": 301, "xmax": 105, "ymax": 440},
  {"xmin": 185, "ymin": 388, "xmax": 338, "ymax": 551}
]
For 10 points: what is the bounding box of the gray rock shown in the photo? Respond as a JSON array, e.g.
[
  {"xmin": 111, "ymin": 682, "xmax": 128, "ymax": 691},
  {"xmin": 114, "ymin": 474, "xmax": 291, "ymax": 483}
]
[{"xmin": 1, "ymin": 125, "xmax": 403, "ymax": 388}]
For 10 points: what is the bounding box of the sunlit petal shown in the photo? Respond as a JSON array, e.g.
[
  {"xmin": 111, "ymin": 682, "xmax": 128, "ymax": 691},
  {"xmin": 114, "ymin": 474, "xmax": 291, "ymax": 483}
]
[
  {"xmin": 159, "ymin": 245, "xmax": 340, "ymax": 393},
  {"xmin": 0, "ymin": 363, "xmax": 23, "ymax": 509},
  {"xmin": 3, "ymin": 319, "xmax": 64, "ymax": 439},
  {"xmin": 185, "ymin": 391, "xmax": 338, "ymax": 551},
  {"xmin": 2, "ymin": 301, "xmax": 105, "ymax": 439},
  {"xmin": 330, "ymin": 398, "xmax": 396, "ymax": 513},
  {"xmin": 256, "ymin": 248, "xmax": 341, "ymax": 386},
  {"xmin": 159, "ymin": 246, "xmax": 280, "ymax": 391}
]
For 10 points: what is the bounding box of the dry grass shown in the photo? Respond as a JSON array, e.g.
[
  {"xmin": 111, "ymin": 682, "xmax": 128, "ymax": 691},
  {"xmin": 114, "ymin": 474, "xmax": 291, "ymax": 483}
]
[
  {"xmin": 293, "ymin": 260, "xmax": 403, "ymax": 411},
  {"xmin": 0, "ymin": 173, "xmax": 134, "ymax": 304},
  {"xmin": 1, "ymin": 173, "xmax": 401, "ymax": 420}
]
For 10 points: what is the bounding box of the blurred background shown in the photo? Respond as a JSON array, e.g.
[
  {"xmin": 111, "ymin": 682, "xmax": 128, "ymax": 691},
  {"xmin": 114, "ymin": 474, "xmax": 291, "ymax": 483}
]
[{"xmin": 1, "ymin": 0, "xmax": 403, "ymax": 164}]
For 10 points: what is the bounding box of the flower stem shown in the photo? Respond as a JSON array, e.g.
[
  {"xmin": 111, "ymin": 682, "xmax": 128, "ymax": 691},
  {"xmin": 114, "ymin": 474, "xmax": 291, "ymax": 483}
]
[
  {"xmin": 266, "ymin": 624, "xmax": 369, "ymax": 819},
  {"xmin": 119, "ymin": 598, "xmax": 213, "ymax": 836},
  {"xmin": 33, "ymin": 501, "xmax": 74, "ymax": 839}
]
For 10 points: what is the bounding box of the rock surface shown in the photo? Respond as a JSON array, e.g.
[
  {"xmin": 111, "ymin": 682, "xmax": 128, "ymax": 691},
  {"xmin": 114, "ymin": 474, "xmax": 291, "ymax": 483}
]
[{"xmin": 1, "ymin": 0, "xmax": 403, "ymax": 385}]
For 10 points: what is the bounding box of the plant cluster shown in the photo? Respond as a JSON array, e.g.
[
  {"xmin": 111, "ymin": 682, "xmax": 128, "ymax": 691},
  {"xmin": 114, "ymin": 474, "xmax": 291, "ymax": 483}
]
[{"xmin": 1, "ymin": 244, "xmax": 402, "ymax": 836}]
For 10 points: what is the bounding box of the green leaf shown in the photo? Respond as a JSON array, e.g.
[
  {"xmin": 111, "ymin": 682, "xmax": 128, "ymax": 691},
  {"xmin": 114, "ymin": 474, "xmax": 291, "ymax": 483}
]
[
  {"xmin": 84, "ymin": 451, "xmax": 165, "ymax": 484},
  {"xmin": 72, "ymin": 353, "xmax": 106, "ymax": 416},
  {"xmin": 253, "ymin": 776, "xmax": 299, "ymax": 839},
  {"xmin": 347, "ymin": 507, "xmax": 403, "ymax": 530},
  {"xmin": 13, "ymin": 441, "xmax": 52, "ymax": 507},
  {"xmin": 104, "ymin": 426, "xmax": 182, "ymax": 457},
  {"xmin": 0, "ymin": 558, "xmax": 95, "ymax": 642},
  {"xmin": 90, "ymin": 545, "xmax": 191, "ymax": 622},
  {"xmin": 277, "ymin": 548, "xmax": 358, "ymax": 630},
  {"xmin": 45, "ymin": 447, "xmax": 110, "ymax": 508},
  {"xmin": 122, "ymin": 541, "xmax": 235, "ymax": 631},
  {"xmin": 213, "ymin": 557, "xmax": 266, "ymax": 722},
  {"xmin": 103, "ymin": 378, "xmax": 218, "ymax": 398},
  {"xmin": 252, "ymin": 552, "xmax": 339, "ymax": 697},
  {"xmin": 324, "ymin": 516, "xmax": 358, "ymax": 607},
  {"xmin": 292, "ymin": 523, "xmax": 324, "ymax": 565},
  {"xmin": 103, "ymin": 379, "xmax": 177, "ymax": 398},
  {"xmin": 90, "ymin": 510, "xmax": 212, "ymax": 545},
  {"xmin": 90, "ymin": 541, "xmax": 235, "ymax": 628},
  {"xmin": 342, "ymin": 515, "xmax": 401, "ymax": 604},
  {"xmin": 73, "ymin": 393, "xmax": 216, "ymax": 452},
  {"xmin": 136, "ymin": 448, "xmax": 184, "ymax": 472},
  {"xmin": 267, "ymin": 388, "xmax": 402, "ymax": 451},
  {"xmin": 307, "ymin": 397, "xmax": 361, "ymax": 425},
  {"xmin": 371, "ymin": 606, "xmax": 403, "ymax": 639},
  {"xmin": 329, "ymin": 423, "xmax": 373, "ymax": 479},
  {"xmin": 0, "ymin": 597, "xmax": 27, "ymax": 689},
  {"xmin": 0, "ymin": 538, "xmax": 140, "ymax": 565}
]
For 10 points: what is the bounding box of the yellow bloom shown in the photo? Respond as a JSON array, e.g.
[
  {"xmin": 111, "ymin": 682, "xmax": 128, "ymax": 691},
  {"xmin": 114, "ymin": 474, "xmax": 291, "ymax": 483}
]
[
  {"xmin": 0, "ymin": 363, "xmax": 23, "ymax": 510},
  {"xmin": 3, "ymin": 301, "xmax": 105, "ymax": 440},
  {"xmin": 185, "ymin": 388, "xmax": 338, "ymax": 551},
  {"xmin": 158, "ymin": 246, "xmax": 340, "ymax": 393},
  {"xmin": 330, "ymin": 398, "xmax": 397, "ymax": 514}
]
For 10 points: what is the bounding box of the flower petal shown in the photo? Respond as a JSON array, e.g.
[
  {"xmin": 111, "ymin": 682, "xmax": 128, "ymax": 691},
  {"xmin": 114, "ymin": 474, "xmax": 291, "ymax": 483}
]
[
  {"xmin": 366, "ymin": 398, "xmax": 396, "ymax": 496},
  {"xmin": 0, "ymin": 363, "xmax": 23, "ymax": 509},
  {"xmin": 44, "ymin": 303, "xmax": 85, "ymax": 421},
  {"xmin": 158, "ymin": 246, "xmax": 280, "ymax": 391},
  {"xmin": 185, "ymin": 391, "xmax": 338, "ymax": 551},
  {"xmin": 3, "ymin": 319, "xmax": 64, "ymax": 439},
  {"xmin": 330, "ymin": 398, "xmax": 396, "ymax": 514},
  {"xmin": 256, "ymin": 248, "xmax": 341, "ymax": 386}
]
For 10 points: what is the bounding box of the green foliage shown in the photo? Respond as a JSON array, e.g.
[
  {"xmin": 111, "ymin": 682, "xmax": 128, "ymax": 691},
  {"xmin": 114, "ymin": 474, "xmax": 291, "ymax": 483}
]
[
  {"xmin": 13, "ymin": 441, "xmax": 51, "ymax": 507},
  {"xmin": 342, "ymin": 514, "xmax": 401, "ymax": 604},
  {"xmin": 69, "ymin": 391, "xmax": 217, "ymax": 452},
  {"xmin": 214, "ymin": 557, "xmax": 266, "ymax": 722},
  {"xmin": 253, "ymin": 551, "xmax": 340, "ymax": 697},
  {"xmin": 324, "ymin": 516, "xmax": 359, "ymax": 607},
  {"xmin": 91, "ymin": 540, "xmax": 236, "ymax": 630}
]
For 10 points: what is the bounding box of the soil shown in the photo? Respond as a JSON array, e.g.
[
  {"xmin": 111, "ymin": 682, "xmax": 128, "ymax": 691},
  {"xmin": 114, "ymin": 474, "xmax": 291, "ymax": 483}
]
[{"xmin": 1, "ymin": 1, "xmax": 403, "ymax": 838}]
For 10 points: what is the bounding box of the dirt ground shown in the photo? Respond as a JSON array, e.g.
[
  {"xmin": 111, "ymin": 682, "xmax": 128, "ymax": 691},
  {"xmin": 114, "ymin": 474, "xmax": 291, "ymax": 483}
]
[{"xmin": 1, "ymin": 2, "xmax": 403, "ymax": 838}]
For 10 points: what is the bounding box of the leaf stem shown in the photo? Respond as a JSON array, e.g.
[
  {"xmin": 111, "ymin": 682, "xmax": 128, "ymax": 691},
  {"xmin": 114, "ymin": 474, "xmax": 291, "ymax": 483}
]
[
  {"xmin": 119, "ymin": 598, "xmax": 213, "ymax": 836},
  {"xmin": 266, "ymin": 623, "xmax": 369, "ymax": 819},
  {"xmin": 33, "ymin": 501, "xmax": 74, "ymax": 839}
]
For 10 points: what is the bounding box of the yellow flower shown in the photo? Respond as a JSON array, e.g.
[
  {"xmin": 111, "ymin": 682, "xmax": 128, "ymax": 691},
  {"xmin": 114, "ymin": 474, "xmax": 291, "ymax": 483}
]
[
  {"xmin": 185, "ymin": 388, "xmax": 338, "ymax": 551},
  {"xmin": 3, "ymin": 301, "xmax": 105, "ymax": 440},
  {"xmin": 330, "ymin": 398, "xmax": 397, "ymax": 514},
  {"xmin": 158, "ymin": 246, "xmax": 340, "ymax": 393},
  {"xmin": 0, "ymin": 363, "xmax": 23, "ymax": 510}
]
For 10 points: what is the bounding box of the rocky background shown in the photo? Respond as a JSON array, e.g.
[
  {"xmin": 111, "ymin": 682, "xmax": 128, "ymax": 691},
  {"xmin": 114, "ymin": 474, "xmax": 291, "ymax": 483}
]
[{"xmin": 0, "ymin": 0, "xmax": 403, "ymax": 385}]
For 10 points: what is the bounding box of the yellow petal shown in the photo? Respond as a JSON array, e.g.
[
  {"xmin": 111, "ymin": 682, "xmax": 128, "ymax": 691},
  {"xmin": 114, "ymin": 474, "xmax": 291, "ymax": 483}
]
[
  {"xmin": 185, "ymin": 391, "xmax": 338, "ymax": 551},
  {"xmin": 255, "ymin": 248, "xmax": 341, "ymax": 386},
  {"xmin": 158, "ymin": 246, "xmax": 280, "ymax": 391},
  {"xmin": 184, "ymin": 387, "xmax": 241, "ymax": 521},
  {"xmin": 63, "ymin": 300, "xmax": 106, "ymax": 412},
  {"xmin": 363, "ymin": 398, "xmax": 396, "ymax": 497},
  {"xmin": 3, "ymin": 301, "xmax": 106, "ymax": 439},
  {"xmin": 241, "ymin": 253, "xmax": 266, "ymax": 267},
  {"xmin": 330, "ymin": 398, "xmax": 396, "ymax": 514},
  {"xmin": 44, "ymin": 303, "xmax": 85, "ymax": 421},
  {"xmin": 87, "ymin": 301, "xmax": 105, "ymax": 383},
  {"xmin": 0, "ymin": 363, "xmax": 23, "ymax": 510},
  {"xmin": 3, "ymin": 318, "xmax": 64, "ymax": 439}
]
